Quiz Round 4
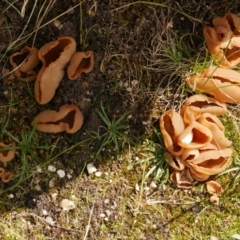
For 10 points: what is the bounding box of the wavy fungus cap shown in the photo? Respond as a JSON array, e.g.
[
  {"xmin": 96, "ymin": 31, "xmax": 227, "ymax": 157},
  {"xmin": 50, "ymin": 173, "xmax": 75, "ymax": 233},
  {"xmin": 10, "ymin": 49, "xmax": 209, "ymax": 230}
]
[
  {"xmin": 185, "ymin": 66, "xmax": 240, "ymax": 103},
  {"xmin": 198, "ymin": 113, "xmax": 232, "ymax": 149},
  {"xmin": 170, "ymin": 168, "xmax": 194, "ymax": 189},
  {"xmin": 186, "ymin": 148, "xmax": 232, "ymax": 175},
  {"xmin": 35, "ymin": 36, "xmax": 76, "ymax": 104},
  {"xmin": 0, "ymin": 142, "xmax": 16, "ymax": 163},
  {"xmin": 159, "ymin": 109, "xmax": 185, "ymax": 156},
  {"xmin": 31, "ymin": 104, "xmax": 84, "ymax": 134},
  {"xmin": 67, "ymin": 51, "xmax": 94, "ymax": 80},
  {"xmin": 181, "ymin": 94, "xmax": 227, "ymax": 124},
  {"xmin": 9, "ymin": 46, "xmax": 40, "ymax": 82},
  {"xmin": 206, "ymin": 180, "xmax": 223, "ymax": 196},
  {"xmin": 177, "ymin": 119, "xmax": 213, "ymax": 149}
]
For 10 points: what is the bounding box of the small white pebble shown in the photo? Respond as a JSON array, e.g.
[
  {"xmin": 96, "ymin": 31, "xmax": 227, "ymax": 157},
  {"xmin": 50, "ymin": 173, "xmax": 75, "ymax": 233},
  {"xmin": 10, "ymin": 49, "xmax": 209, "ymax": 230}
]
[
  {"xmin": 9, "ymin": 194, "xmax": 14, "ymax": 199},
  {"xmin": 37, "ymin": 166, "xmax": 43, "ymax": 173},
  {"xmin": 210, "ymin": 237, "xmax": 219, "ymax": 240},
  {"xmin": 57, "ymin": 169, "xmax": 65, "ymax": 178},
  {"xmin": 35, "ymin": 184, "xmax": 41, "ymax": 191},
  {"xmin": 95, "ymin": 171, "xmax": 102, "ymax": 177},
  {"xmin": 51, "ymin": 192, "xmax": 58, "ymax": 201},
  {"xmin": 45, "ymin": 216, "xmax": 55, "ymax": 226},
  {"xmin": 144, "ymin": 186, "xmax": 150, "ymax": 192},
  {"xmin": 106, "ymin": 210, "xmax": 112, "ymax": 217},
  {"xmin": 53, "ymin": 19, "xmax": 63, "ymax": 29},
  {"xmin": 48, "ymin": 165, "xmax": 56, "ymax": 172},
  {"xmin": 135, "ymin": 183, "xmax": 140, "ymax": 191},
  {"xmin": 60, "ymin": 199, "xmax": 76, "ymax": 211},
  {"xmin": 104, "ymin": 199, "xmax": 110, "ymax": 204},
  {"xmin": 67, "ymin": 173, "xmax": 73, "ymax": 179},
  {"xmin": 131, "ymin": 80, "xmax": 138, "ymax": 87},
  {"xmin": 49, "ymin": 178, "xmax": 56, "ymax": 188},
  {"xmin": 42, "ymin": 209, "xmax": 48, "ymax": 216},
  {"xmin": 87, "ymin": 163, "xmax": 97, "ymax": 174},
  {"xmin": 100, "ymin": 213, "xmax": 106, "ymax": 218},
  {"xmin": 150, "ymin": 181, "xmax": 157, "ymax": 188},
  {"xmin": 104, "ymin": 217, "xmax": 109, "ymax": 221}
]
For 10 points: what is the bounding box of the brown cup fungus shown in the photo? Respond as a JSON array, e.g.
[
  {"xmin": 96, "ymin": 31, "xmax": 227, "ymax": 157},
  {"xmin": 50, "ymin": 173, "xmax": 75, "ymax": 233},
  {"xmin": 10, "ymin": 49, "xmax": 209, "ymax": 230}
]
[
  {"xmin": 177, "ymin": 119, "xmax": 213, "ymax": 149},
  {"xmin": 181, "ymin": 148, "xmax": 200, "ymax": 163},
  {"xmin": 9, "ymin": 46, "xmax": 40, "ymax": 82},
  {"xmin": 35, "ymin": 36, "xmax": 76, "ymax": 104},
  {"xmin": 159, "ymin": 109, "xmax": 185, "ymax": 156},
  {"xmin": 181, "ymin": 94, "xmax": 227, "ymax": 124},
  {"xmin": 206, "ymin": 180, "xmax": 223, "ymax": 196},
  {"xmin": 164, "ymin": 151, "xmax": 185, "ymax": 171},
  {"xmin": 185, "ymin": 66, "xmax": 240, "ymax": 103},
  {"xmin": 1, "ymin": 171, "xmax": 13, "ymax": 183},
  {"xmin": 170, "ymin": 168, "xmax": 194, "ymax": 189},
  {"xmin": 0, "ymin": 142, "xmax": 16, "ymax": 163},
  {"xmin": 67, "ymin": 51, "xmax": 94, "ymax": 80},
  {"xmin": 206, "ymin": 180, "xmax": 223, "ymax": 205},
  {"xmin": 198, "ymin": 113, "xmax": 232, "ymax": 149},
  {"xmin": 186, "ymin": 148, "xmax": 232, "ymax": 175},
  {"xmin": 203, "ymin": 13, "xmax": 240, "ymax": 68},
  {"xmin": 31, "ymin": 104, "xmax": 84, "ymax": 134},
  {"xmin": 0, "ymin": 168, "xmax": 12, "ymax": 183}
]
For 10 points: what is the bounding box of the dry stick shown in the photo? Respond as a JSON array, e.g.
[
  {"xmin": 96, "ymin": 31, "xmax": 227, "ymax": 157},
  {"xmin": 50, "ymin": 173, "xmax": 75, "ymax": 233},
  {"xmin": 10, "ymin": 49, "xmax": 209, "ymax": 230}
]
[
  {"xmin": 79, "ymin": 0, "xmax": 83, "ymax": 46},
  {"xmin": 109, "ymin": 1, "xmax": 205, "ymax": 24},
  {"xmin": 83, "ymin": 192, "xmax": 96, "ymax": 240},
  {"xmin": 26, "ymin": 213, "xmax": 81, "ymax": 233},
  {"xmin": 6, "ymin": 0, "xmax": 38, "ymax": 51}
]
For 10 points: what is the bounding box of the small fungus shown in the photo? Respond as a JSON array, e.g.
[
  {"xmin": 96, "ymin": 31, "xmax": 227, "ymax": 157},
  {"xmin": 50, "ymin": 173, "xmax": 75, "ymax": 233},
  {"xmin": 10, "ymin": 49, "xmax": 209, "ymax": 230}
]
[
  {"xmin": 0, "ymin": 142, "xmax": 16, "ymax": 163},
  {"xmin": 170, "ymin": 168, "xmax": 194, "ymax": 189},
  {"xmin": 1, "ymin": 171, "xmax": 13, "ymax": 183},
  {"xmin": 67, "ymin": 51, "xmax": 94, "ymax": 80},
  {"xmin": 209, "ymin": 195, "xmax": 220, "ymax": 205},
  {"xmin": 9, "ymin": 46, "xmax": 39, "ymax": 82},
  {"xmin": 206, "ymin": 180, "xmax": 223, "ymax": 196},
  {"xmin": 31, "ymin": 104, "xmax": 84, "ymax": 134}
]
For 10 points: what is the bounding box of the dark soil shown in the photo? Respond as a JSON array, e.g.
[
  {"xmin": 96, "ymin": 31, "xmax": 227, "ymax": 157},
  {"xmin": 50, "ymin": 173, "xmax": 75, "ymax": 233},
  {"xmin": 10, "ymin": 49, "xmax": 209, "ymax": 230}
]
[{"xmin": 1, "ymin": 0, "xmax": 240, "ymax": 238}]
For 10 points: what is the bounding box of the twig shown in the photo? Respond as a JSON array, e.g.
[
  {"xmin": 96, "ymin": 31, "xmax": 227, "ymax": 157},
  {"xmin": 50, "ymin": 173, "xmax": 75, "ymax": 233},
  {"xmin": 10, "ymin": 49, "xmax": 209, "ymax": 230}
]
[{"xmin": 83, "ymin": 192, "xmax": 96, "ymax": 240}]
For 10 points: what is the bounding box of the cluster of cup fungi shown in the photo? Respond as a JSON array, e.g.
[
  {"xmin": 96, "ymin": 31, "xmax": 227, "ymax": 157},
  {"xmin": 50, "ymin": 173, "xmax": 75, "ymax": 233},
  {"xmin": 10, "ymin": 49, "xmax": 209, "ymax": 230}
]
[
  {"xmin": 160, "ymin": 13, "xmax": 240, "ymax": 200},
  {"xmin": 1, "ymin": 36, "xmax": 94, "ymax": 182}
]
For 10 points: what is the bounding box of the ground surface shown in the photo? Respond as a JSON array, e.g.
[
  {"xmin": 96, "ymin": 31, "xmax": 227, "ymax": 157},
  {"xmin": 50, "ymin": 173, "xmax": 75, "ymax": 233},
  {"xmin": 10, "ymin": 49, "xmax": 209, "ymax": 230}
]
[{"xmin": 0, "ymin": 0, "xmax": 240, "ymax": 239}]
